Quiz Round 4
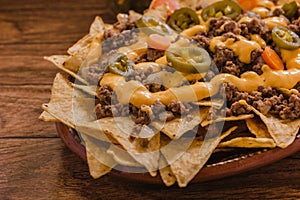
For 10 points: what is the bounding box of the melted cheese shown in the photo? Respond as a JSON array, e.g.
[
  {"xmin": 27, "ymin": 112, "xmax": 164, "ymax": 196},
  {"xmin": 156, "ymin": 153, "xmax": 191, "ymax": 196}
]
[
  {"xmin": 210, "ymin": 36, "xmax": 261, "ymax": 64},
  {"xmin": 100, "ymin": 65, "xmax": 300, "ymax": 107},
  {"xmin": 263, "ymin": 17, "xmax": 289, "ymax": 30},
  {"xmin": 250, "ymin": 34, "xmax": 266, "ymax": 48},
  {"xmin": 257, "ymin": 0, "xmax": 275, "ymax": 8},
  {"xmin": 181, "ymin": 25, "xmax": 207, "ymax": 37},
  {"xmin": 281, "ymin": 48, "xmax": 300, "ymax": 70},
  {"xmin": 251, "ymin": 7, "xmax": 270, "ymax": 18},
  {"xmin": 238, "ymin": 16, "xmax": 253, "ymax": 24}
]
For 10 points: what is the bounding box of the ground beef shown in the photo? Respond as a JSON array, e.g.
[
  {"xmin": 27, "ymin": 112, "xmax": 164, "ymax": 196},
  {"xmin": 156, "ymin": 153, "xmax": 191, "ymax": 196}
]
[
  {"xmin": 213, "ymin": 46, "xmax": 235, "ymax": 69},
  {"xmin": 208, "ymin": 16, "xmax": 241, "ymax": 37},
  {"xmin": 192, "ymin": 34, "xmax": 211, "ymax": 49},
  {"xmin": 113, "ymin": 14, "xmax": 138, "ymax": 32},
  {"xmin": 82, "ymin": 59, "xmax": 109, "ymax": 85},
  {"xmin": 223, "ymin": 83, "xmax": 300, "ymax": 120},
  {"xmin": 288, "ymin": 19, "xmax": 300, "ymax": 35},
  {"xmin": 97, "ymin": 85, "xmax": 113, "ymax": 105},
  {"xmin": 239, "ymin": 17, "xmax": 269, "ymax": 40},
  {"xmin": 95, "ymin": 103, "xmax": 113, "ymax": 119},
  {"xmin": 102, "ymin": 30, "xmax": 139, "ymax": 54},
  {"xmin": 136, "ymin": 48, "xmax": 165, "ymax": 63},
  {"xmin": 145, "ymin": 83, "xmax": 167, "ymax": 93}
]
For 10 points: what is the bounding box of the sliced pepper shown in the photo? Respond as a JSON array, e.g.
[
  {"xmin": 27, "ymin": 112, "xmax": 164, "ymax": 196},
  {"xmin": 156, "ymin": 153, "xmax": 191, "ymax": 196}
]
[
  {"xmin": 282, "ymin": 1, "xmax": 298, "ymax": 19},
  {"xmin": 167, "ymin": 7, "xmax": 200, "ymax": 32},
  {"xmin": 272, "ymin": 26, "xmax": 300, "ymax": 50},
  {"xmin": 201, "ymin": 0, "xmax": 242, "ymax": 21},
  {"xmin": 108, "ymin": 53, "xmax": 134, "ymax": 76},
  {"xmin": 166, "ymin": 46, "xmax": 211, "ymax": 73},
  {"xmin": 136, "ymin": 15, "xmax": 173, "ymax": 35}
]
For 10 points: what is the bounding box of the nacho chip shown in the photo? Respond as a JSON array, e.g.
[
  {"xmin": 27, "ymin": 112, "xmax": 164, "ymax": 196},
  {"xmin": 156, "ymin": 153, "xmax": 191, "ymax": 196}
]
[
  {"xmin": 201, "ymin": 114, "xmax": 254, "ymax": 127},
  {"xmin": 246, "ymin": 118, "xmax": 272, "ymax": 139},
  {"xmin": 239, "ymin": 100, "xmax": 300, "ymax": 148},
  {"xmin": 38, "ymin": 111, "xmax": 58, "ymax": 122},
  {"xmin": 107, "ymin": 144, "xmax": 142, "ymax": 167},
  {"xmin": 154, "ymin": 108, "xmax": 209, "ymax": 139},
  {"xmin": 159, "ymin": 155, "xmax": 177, "ymax": 187},
  {"xmin": 163, "ymin": 126, "xmax": 237, "ymax": 187},
  {"xmin": 96, "ymin": 117, "xmax": 160, "ymax": 176},
  {"xmin": 81, "ymin": 134, "xmax": 117, "ymax": 179},
  {"xmin": 193, "ymin": 99, "xmax": 224, "ymax": 109},
  {"xmin": 219, "ymin": 137, "xmax": 276, "ymax": 148},
  {"xmin": 44, "ymin": 55, "xmax": 89, "ymax": 85},
  {"xmin": 41, "ymin": 73, "xmax": 95, "ymax": 128}
]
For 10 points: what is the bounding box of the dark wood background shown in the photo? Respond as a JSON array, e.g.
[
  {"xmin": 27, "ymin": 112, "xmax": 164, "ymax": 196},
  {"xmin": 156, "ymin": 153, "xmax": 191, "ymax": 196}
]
[{"xmin": 1, "ymin": 0, "xmax": 300, "ymax": 199}]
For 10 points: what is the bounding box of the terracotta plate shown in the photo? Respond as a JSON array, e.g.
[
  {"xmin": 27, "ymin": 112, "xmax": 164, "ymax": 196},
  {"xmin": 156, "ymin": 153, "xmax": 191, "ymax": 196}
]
[{"xmin": 56, "ymin": 122, "xmax": 300, "ymax": 184}]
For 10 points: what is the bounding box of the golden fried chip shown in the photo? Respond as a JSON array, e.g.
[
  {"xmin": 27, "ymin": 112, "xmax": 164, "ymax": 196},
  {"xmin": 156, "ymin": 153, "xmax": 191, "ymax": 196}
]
[
  {"xmin": 38, "ymin": 111, "xmax": 58, "ymax": 122},
  {"xmin": 96, "ymin": 117, "xmax": 160, "ymax": 176},
  {"xmin": 239, "ymin": 100, "xmax": 300, "ymax": 148},
  {"xmin": 41, "ymin": 73, "xmax": 95, "ymax": 128},
  {"xmin": 155, "ymin": 108, "xmax": 209, "ymax": 139},
  {"xmin": 107, "ymin": 144, "xmax": 142, "ymax": 167},
  {"xmin": 219, "ymin": 137, "xmax": 276, "ymax": 148},
  {"xmin": 201, "ymin": 114, "xmax": 254, "ymax": 127},
  {"xmin": 159, "ymin": 155, "xmax": 177, "ymax": 187},
  {"xmin": 246, "ymin": 118, "xmax": 272, "ymax": 138},
  {"xmin": 81, "ymin": 134, "xmax": 117, "ymax": 179},
  {"xmin": 44, "ymin": 55, "xmax": 89, "ymax": 85},
  {"xmin": 162, "ymin": 126, "xmax": 237, "ymax": 187}
]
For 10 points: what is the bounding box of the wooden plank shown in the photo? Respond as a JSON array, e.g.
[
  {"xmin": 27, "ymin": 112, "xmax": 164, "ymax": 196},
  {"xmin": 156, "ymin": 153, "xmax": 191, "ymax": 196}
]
[
  {"xmin": 0, "ymin": 0, "xmax": 115, "ymax": 45},
  {"xmin": 0, "ymin": 56, "xmax": 59, "ymax": 85},
  {"xmin": 0, "ymin": 85, "xmax": 56, "ymax": 137},
  {"xmin": 1, "ymin": 138, "xmax": 300, "ymax": 199}
]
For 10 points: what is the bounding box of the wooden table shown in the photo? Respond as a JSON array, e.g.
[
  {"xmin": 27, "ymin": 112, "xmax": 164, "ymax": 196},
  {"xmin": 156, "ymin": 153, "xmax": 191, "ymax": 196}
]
[{"xmin": 1, "ymin": 0, "xmax": 300, "ymax": 199}]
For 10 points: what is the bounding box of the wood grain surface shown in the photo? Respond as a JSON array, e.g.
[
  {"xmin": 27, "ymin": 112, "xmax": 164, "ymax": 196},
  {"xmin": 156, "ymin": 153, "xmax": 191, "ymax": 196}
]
[{"xmin": 1, "ymin": 0, "xmax": 300, "ymax": 199}]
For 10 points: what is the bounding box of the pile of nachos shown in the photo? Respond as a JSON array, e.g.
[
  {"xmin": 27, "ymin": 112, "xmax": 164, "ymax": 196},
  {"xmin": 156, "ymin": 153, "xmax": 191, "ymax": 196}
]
[{"xmin": 40, "ymin": 0, "xmax": 300, "ymax": 187}]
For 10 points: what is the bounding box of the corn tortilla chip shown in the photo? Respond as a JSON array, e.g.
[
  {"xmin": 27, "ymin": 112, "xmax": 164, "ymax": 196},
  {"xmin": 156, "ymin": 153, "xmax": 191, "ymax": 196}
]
[
  {"xmin": 44, "ymin": 55, "xmax": 89, "ymax": 85},
  {"xmin": 154, "ymin": 108, "xmax": 209, "ymax": 139},
  {"xmin": 246, "ymin": 118, "xmax": 272, "ymax": 139},
  {"xmin": 159, "ymin": 155, "xmax": 177, "ymax": 187},
  {"xmin": 81, "ymin": 134, "xmax": 117, "ymax": 179},
  {"xmin": 163, "ymin": 126, "xmax": 237, "ymax": 187},
  {"xmin": 96, "ymin": 117, "xmax": 160, "ymax": 176},
  {"xmin": 201, "ymin": 114, "xmax": 254, "ymax": 127},
  {"xmin": 39, "ymin": 111, "xmax": 59, "ymax": 122},
  {"xmin": 107, "ymin": 144, "xmax": 142, "ymax": 167},
  {"xmin": 41, "ymin": 73, "xmax": 95, "ymax": 129},
  {"xmin": 219, "ymin": 137, "xmax": 276, "ymax": 148},
  {"xmin": 239, "ymin": 100, "xmax": 300, "ymax": 148}
]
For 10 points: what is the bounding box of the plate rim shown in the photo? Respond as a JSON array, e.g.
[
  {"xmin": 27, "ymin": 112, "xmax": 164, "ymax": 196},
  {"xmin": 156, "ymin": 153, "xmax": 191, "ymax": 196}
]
[{"xmin": 56, "ymin": 122, "xmax": 300, "ymax": 184}]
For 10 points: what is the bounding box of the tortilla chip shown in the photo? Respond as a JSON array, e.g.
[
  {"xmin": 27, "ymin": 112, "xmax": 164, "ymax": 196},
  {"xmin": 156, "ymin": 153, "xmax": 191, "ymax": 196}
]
[
  {"xmin": 162, "ymin": 126, "xmax": 237, "ymax": 187},
  {"xmin": 44, "ymin": 55, "xmax": 89, "ymax": 85},
  {"xmin": 239, "ymin": 100, "xmax": 300, "ymax": 148},
  {"xmin": 219, "ymin": 137, "xmax": 276, "ymax": 148},
  {"xmin": 96, "ymin": 117, "xmax": 160, "ymax": 176},
  {"xmin": 72, "ymin": 84, "xmax": 97, "ymax": 98},
  {"xmin": 38, "ymin": 111, "xmax": 59, "ymax": 122},
  {"xmin": 159, "ymin": 155, "xmax": 177, "ymax": 187},
  {"xmin": 193, "ymin": 99, "xmax": 224, "ymax": 109},
  {"xmin": 246, "ymin": 118, "xmax": 272, "ymax": 139},
  {"xmin": 107, "ymin": 144, "xmax": 142, "ymax": 167},
  {"xmin": 154, "ymin": 108, "xmax": 209, "ymax": 139},
  {"xmin": 201, "ymin": 114, "xmax": 254, "ymax": 127},
  {"xmin": 41, "ymin": 73, "xmax": 95, "ymax": 129},
  {"xmin": 81, "ymin": 134, "xmax": 117, "ymax": 179}
]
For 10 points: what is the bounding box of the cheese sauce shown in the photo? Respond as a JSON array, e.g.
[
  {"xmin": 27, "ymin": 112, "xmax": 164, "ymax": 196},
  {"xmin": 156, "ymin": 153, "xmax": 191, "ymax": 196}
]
[
  {"xmin": 281, "ymin": 48, "xmax": 300, "ymax": 70},
  {"xmin": 100, "ymin": 66, "xmax": 300, "ymax": 107},
  {"xmin": 210, "ymin": 36, "xmax": 261, "ymax": 64}
]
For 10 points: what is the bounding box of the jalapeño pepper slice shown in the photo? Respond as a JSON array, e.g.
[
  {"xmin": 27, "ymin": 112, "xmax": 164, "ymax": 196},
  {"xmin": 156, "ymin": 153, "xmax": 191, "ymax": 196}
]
[
  {"xmin": 201, "ymin": 0, "xmax": 242, "ymax": 21},
  {"xmin": 282, "ymin": 1, "xmax": 298, "ymax": 19},
  {"xmin": 166, "ymin": 46, "xmax": 211, "ymax": 73},
  {"xmin": 272, "ymin": 26, "xmax": 300, "ymax": 50},
  {"xmin": 136, "ymin": 15, "xmax": 173, "ymax": 35},
  {"xmin": 167, "ymin": 7, "xmax": 200, "ymax": 32},
  {"xmin": 108, "ymin": 53, "xmax": 134, "ymax": 76}
]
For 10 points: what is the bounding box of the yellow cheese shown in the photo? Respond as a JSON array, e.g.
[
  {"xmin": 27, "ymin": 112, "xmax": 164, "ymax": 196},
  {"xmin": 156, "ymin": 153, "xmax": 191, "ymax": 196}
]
[
  {"xmin": 181, "ymin": 25, "xmax": 207, "ymax": 37},
  {"xmin": 251, "ymin": 7, "xmax": 270, "ymax": 18},
  {"xmin": 281, "ymin": 48, "xmax": 300, "ymax": 70},
  {"xmin": 210, "ymin": 36, "xmax": 261, "ymax": 64},
  {"xmin": 250, "ymin": 34, "xmax": 266, "ymax": 48},
  {"xmin": 263, "ymin": 17, "xmax": 289, "ymax": 30},
  {"xmin": 100, "ymin": 65, "xmax": 300, "ymax": 107}
]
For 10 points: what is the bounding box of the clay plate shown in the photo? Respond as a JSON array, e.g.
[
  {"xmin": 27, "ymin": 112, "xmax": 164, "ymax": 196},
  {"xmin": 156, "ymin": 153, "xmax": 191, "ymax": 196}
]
[{"xmin": 56, "ymin": 122, "xmax": 300, "ymax": 184}]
